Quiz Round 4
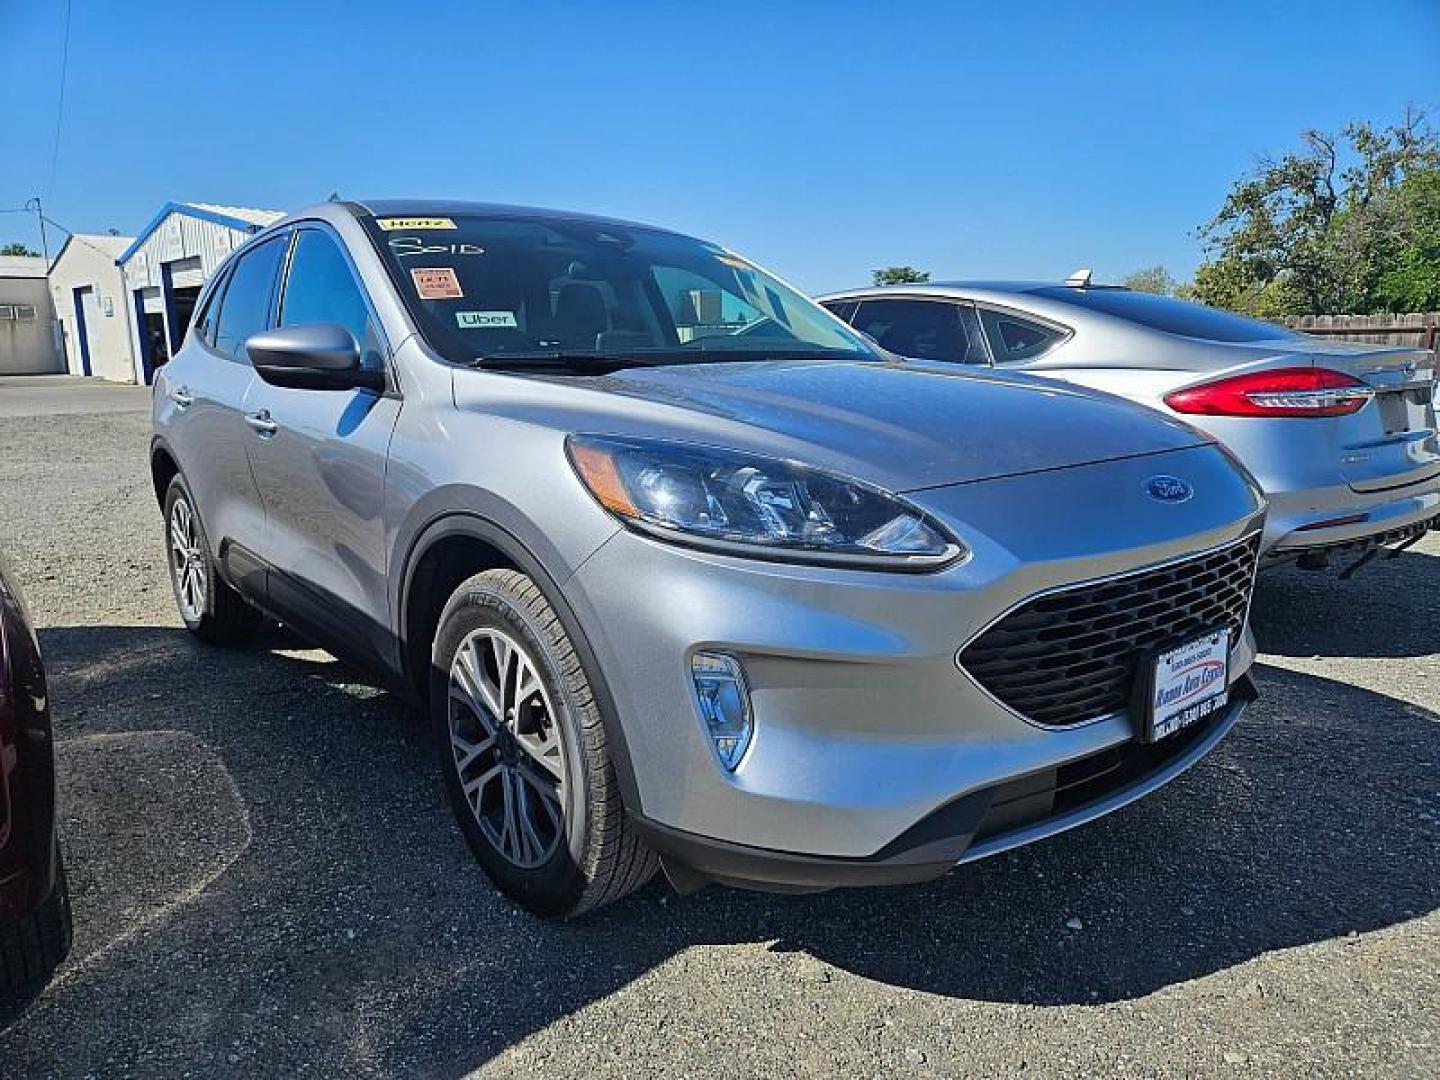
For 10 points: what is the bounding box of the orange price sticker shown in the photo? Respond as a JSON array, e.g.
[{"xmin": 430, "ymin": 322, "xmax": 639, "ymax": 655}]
[{"xmin": 411, "ymin": 267, "xmax": 463, "ymax": 300}]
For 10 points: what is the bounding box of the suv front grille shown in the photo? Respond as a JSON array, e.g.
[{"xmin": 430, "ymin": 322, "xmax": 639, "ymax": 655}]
[{"xmin": 957, "ymin": 535, "xmax": 1260, "ymax": 728}]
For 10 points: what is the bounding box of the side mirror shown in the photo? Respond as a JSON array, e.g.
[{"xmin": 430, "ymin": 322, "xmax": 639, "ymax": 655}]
[{"xmin": 245, "ymin": 324, "xmax": 385, "ymax": 392}]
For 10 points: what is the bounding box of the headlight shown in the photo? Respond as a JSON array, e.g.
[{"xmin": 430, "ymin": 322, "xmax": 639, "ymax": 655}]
[{"xmin": 566, "ymin": 435, "xmax": 966, "ymax": 569}]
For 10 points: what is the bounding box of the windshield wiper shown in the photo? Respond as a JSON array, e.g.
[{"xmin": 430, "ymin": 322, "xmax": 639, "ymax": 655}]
[
  {"xmin": 472, "ymin": 351, "xmax": 654, "ymax": 373},
  {"xmin": 473, "ymin": 347, "xmax": 872, "ymax": 373},
  {"xmin": 671, "ymin": 346, "xmax": 871, "ymax": 361}
]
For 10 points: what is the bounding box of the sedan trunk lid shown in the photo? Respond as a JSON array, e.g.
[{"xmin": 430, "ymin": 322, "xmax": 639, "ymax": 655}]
[{"xmin": 1295, "ymin": 340, "xmax": 1440, "ymax": 493}]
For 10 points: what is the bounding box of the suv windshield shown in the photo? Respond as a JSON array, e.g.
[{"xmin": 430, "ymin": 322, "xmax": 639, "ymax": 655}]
[
  {"xmin": 1031, "ymin": 287, "xmax": 1298, "ymax": 343},
  {"xmin": 361, "ymin": 212, "xmax": 875, "ymax": 365}
]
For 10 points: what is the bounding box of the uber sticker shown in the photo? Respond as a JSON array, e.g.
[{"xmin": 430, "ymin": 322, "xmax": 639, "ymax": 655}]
[
  {"xmin": 456, "ymin": 311, "xmax": 518, "ymax": 329},
  {"xmin": 377, "ymin": 216, "xmax": 456, "ymax": 231},
  {"xmin": 411, "ymin": 267, "xmax": 463, "ymax": 300}
]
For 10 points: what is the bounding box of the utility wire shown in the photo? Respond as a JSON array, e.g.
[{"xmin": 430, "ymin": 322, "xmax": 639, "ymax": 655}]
[
  {"xmin": 39, "ymin": 213, "xmax": 126, "ymax": 262},
  {"xmin": 46, "ymin": 0, "xmax": 75, "ymax": 202},
  {"xmin": 0, "ymin": 209, "xmax": 119, "ymax": 263}
]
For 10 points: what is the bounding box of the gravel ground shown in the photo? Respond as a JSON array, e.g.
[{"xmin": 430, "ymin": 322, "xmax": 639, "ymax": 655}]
[{"xmin": 0, "ymin": 376, "xmax": 1434, "ymax": 1078}]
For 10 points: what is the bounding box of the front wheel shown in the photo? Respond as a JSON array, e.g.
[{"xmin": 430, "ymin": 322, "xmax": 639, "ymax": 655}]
[
  {"xmin": 163, "ymin": 477, "xmax": 260, "ymax": 645},
  {"xmin": 431, "ymin": 569, "xmax": 655, "ymax": 918}
]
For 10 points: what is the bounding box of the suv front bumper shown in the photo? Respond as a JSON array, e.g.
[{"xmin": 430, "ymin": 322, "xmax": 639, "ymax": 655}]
[
  {"xmin": 564, "ymin": 444, "xmax": 1264, "ymax": 869},
  {"xmin": 633, "ymin": 676, "xmax": 1255, "ymax": 892}
]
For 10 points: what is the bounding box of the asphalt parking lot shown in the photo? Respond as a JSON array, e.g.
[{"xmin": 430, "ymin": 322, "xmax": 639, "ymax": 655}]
[{"xmin": 0, "ymin": 375, "xmax": 1434, "ymax": 1078}]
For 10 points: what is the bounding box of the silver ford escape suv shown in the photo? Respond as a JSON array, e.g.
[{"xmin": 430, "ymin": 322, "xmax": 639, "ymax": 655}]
[{"xmin": 151, "ymin": 200, "xmax": 1265, "ymax": 917}]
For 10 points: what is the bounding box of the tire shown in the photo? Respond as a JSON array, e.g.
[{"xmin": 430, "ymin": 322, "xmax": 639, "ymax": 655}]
[
  {"xmin": 163, "ymin": 476, "xmax": 260, "ymax": 645},
  {"xmin": 0, "ymin": 851, "xmax": 73, "ymax": 1009},
  {"xmin": 431, "ymin": 569, "xmax": 656, "ymax": 918}
]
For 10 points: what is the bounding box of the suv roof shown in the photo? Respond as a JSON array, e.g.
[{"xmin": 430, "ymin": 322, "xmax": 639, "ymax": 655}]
[{"xmin": 345, "ymin": 198, "xmax": 680, "ymax": 236}]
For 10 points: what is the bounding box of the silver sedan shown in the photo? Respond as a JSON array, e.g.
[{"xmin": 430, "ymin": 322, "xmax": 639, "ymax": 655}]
[{"xmin": 819, "ymin": 280, "xmax": 1440, "ymax": 570}]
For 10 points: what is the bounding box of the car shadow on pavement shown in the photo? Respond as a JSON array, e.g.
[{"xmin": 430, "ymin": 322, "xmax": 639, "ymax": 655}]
[
  {"xmin": 5, "ymin": 625, "xmax": 1436, "ymax": 1076},
  {"xmin": 1251, "ymin": 547, "xmax": 1440, "ymax": 658}
]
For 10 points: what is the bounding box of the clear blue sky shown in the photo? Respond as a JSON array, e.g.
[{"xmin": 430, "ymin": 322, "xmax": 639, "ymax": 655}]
[{"xmin": 2, "ymin": 1, "xmax": 1436, "ymax": 292}]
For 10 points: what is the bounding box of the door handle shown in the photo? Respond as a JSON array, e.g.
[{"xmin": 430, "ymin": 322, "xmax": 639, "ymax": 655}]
[
  {"xmin": 169, "ymin": 387, "xmax": 193, "ymax": 408},
  {"xmin": 245, "ymin": 409, "xmax": 279, "ymax": 437}
]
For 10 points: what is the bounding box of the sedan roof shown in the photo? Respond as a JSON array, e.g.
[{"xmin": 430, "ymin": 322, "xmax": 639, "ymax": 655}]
[
  {"xmin": 818, "ymin": 281, "xmax": 1299, "ymax": 345},
  {"xmin": 820, "ymin": 281, "xmax": 1054, "ymax": 297}
]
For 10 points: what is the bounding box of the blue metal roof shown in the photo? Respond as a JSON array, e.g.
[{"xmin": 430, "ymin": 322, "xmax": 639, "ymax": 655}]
[{"xmin": 115, "ymin": 202, "xmax": 281, "ymax": 265}]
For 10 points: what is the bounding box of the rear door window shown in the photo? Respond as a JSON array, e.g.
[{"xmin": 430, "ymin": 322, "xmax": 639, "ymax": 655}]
[
  {"xmin": 213, "ymin": 237, "xmax": 287, "ymax": 364},
  {"xmin": 851, "ymin": 298, "xmax": 988, "ymax": 364},
  {"xmin": 978, "ymin": 308, "xmax": 1066, "ymax": 363}
]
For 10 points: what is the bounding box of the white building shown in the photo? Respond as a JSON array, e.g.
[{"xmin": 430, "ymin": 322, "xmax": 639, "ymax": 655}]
[
  {"xmin": 0, "ymin": 256, "xmax": 63, "ymax": 376},
  {"xmin": 48, "ymin": 233, "xmax": 135, "ymax": 382},
  {"xmin": 117, "ymin": 202, "xmax": 282, "ymax": 383}
]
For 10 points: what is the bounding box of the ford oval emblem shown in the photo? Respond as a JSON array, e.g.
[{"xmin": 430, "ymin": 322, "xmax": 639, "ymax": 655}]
[{"xmin": 1144, "ymin": 475, "xmax": 1193, "ymax": 503}]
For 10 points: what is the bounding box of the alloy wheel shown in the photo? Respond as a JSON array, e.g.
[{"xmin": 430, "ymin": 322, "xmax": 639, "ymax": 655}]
[
  {"xmin": 168, "ymin": 497, "xmax": 207, "ymax": 622},
  {"xmin": 448, "ymin": 627, "xmax": 569, "ymax": 869}
]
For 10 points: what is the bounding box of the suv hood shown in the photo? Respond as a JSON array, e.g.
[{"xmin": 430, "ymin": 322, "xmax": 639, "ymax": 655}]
[{"xmin": 455, "ymin": 358, "xmax": 1212, "ymax": 492}]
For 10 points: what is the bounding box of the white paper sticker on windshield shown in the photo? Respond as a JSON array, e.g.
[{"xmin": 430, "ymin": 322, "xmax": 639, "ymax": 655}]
[{"xmin": 456, "ymin": 310, "xmax": 518, "ymax": 329}]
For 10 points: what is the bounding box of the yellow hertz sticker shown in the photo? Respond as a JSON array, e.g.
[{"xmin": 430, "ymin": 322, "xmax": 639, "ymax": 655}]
[
  {"xmin": 715, "ymin": 254, "xmax": 751, "ymax": 269},
  {"xmin": 376, "ymin": 217, "xmax": 456, "ymax": 231}
]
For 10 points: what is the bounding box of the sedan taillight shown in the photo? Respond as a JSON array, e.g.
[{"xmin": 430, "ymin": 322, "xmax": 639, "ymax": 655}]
[{"xmin": 1164, "ymin": 367, "xmax": 1373, "ymax": 418}]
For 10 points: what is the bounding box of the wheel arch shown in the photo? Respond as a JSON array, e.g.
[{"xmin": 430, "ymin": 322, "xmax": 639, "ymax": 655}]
[
  {"xmin": 149, "ymin": 437, "xmax": 181, "ymax": 508},
  {"xmin": 397, "ymin": 512, "xmax": 643, "ymax": 814}
]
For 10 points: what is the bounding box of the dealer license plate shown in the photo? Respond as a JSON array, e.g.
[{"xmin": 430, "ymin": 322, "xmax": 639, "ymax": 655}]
[{"xmin": 1146, "ymin": 628, "xmax": 1229, "ymax": 742}]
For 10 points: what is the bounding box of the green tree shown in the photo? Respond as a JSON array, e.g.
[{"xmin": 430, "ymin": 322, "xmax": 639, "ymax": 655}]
[
  {"xmin": 1187, "ymin": 259, "xmax": 1289, "ymax": 317},
  {"xmin": 1192, "ymin": 109, "xmax": 1440, "ymax": 316},
  {"xmin": 1372, "ymin": 169, "xmax": 1440, "ymax": 310},
  {"xmin": 0, "ymin": 243, "xmax": 39, "ymax": 257},
  {"xmin": 1120, "ymin": 265, "xmax": 1177, "ymax": 295},
  {"xmin": 872, "ymin": 266, "xmax": 930, "ymax": 286}
]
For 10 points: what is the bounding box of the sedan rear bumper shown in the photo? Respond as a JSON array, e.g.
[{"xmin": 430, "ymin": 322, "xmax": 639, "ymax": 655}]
[
  {"xmin": 637, "ymin": 676, "xmax": 1256, "ymax": 893},
  {"xmin": 1265, "ymin": 484, "xmax": 1440, "ymax": 557}
]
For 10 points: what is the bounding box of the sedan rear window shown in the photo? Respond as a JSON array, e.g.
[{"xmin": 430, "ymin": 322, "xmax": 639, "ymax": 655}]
[{"xmin": 1031, "ymin": 287, "xmax": 1297, "ymax": 343}]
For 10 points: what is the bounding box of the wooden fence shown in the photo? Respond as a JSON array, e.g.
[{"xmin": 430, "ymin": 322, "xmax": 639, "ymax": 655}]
[{"xmin": 1281, "ymin": 313, "xmax": 1440, "ymax": 351}]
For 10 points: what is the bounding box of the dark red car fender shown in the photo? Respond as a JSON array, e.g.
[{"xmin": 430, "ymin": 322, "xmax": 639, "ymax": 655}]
[{"xmin": 0, "ymin": 564, "xmax": 58, "ymax": 921}]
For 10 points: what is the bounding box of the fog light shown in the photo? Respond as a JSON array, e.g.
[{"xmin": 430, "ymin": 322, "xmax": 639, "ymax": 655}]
[{"xmin": 691, "ymin": 652, "xmax": 752, "ymax": 771}]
